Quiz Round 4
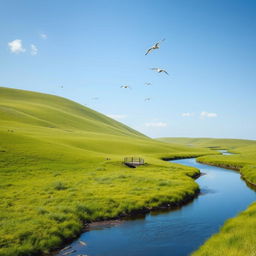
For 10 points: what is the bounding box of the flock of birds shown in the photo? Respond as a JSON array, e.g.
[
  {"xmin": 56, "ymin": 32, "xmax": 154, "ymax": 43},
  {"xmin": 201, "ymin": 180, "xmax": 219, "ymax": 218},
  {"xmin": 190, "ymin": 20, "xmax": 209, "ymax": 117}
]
[
  {"xmin": 59, "ymin": 39, "xmax": 168, "ymax": 104},
  {"xmin": 120, "ymin": 38, "xmax": 168, "ymax": 102}
]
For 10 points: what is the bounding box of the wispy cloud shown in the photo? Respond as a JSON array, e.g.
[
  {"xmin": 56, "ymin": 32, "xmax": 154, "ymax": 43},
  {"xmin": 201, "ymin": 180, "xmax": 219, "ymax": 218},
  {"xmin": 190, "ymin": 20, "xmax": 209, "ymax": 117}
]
[
  {"xmin": 30, "ymin": 44, "xmax": 38, "ymax": 55},
  {"xmin": 200, "ymin": 111, "xmax": 218, "ymax": 118},
  {"xmin": 145, "ymin": 122, "xmax": 168, "ymax": 127},
  {"xmin": 40, "ymin": 33, "xmax": 47, "ymax": 39},
  {"xmin": 107, "ymin": 114, "xmax": 127, "ymax": 120},
  {"xmin": 8, "ymin": 39, "xmax": 26, "ymax": 53},
  {"xmin": 181, "ymin": 112, "xmax": 194, "ymax": 117}
]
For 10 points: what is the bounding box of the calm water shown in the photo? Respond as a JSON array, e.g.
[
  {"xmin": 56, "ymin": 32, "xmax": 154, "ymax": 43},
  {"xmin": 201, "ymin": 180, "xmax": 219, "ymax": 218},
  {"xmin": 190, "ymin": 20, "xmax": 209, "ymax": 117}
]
[{"xmin": 57, "ymin": 153, "xmax": 255, "ymax": 256}]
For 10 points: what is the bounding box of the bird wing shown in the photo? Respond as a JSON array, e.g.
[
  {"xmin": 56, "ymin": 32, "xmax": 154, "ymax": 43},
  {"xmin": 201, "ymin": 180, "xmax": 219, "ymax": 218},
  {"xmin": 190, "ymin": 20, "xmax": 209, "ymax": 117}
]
[
  {"xmin": 163, "ymin": 70, "xmax": 169, "ymax": 75},
  {"xmin": 150, "ymin": 68, "xmax": 158, "ymax": 71},
  {"xmin": 145, "ymin": 47, "xmax": 154, "ymax": 55},
  {"xmin": 156, "ymin": 38, "xmax": 165, "ymax": 47}
]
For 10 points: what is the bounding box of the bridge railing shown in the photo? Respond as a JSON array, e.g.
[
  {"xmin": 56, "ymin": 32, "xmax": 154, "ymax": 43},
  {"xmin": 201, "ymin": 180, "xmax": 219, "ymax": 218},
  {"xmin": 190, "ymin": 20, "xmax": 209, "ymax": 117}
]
[{"xmin": 124, "ymin": 157, "xmax": 144, "ymax": 165}]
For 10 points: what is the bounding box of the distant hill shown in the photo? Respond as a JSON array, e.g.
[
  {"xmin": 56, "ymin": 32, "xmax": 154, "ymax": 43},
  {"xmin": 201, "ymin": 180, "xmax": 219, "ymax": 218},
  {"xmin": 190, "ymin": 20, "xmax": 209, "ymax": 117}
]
[{"xmin": 157, "ymin": 137, "xmax": 256, "ymax": 149}]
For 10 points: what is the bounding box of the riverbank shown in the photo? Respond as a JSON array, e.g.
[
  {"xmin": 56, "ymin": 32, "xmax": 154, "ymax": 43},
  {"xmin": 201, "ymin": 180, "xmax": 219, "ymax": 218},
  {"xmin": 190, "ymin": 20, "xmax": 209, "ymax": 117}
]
[
  {"xmin": 54, "ymin": 155, "xmax": 256, "ymax": 256},
  {"xmin": 50, "ymin": 153, "xmax": 219, "ymax": 256},
  {"xmin": 192, "ymin": 151, "xmax": 256, "ymax": 255},
  {"xmin": 51, "ymin": 163, "xmax": 202, "ymax": 256},
  {"xmin": 196, "ymin": 155, "xmax": 256, "ymax": 187}
]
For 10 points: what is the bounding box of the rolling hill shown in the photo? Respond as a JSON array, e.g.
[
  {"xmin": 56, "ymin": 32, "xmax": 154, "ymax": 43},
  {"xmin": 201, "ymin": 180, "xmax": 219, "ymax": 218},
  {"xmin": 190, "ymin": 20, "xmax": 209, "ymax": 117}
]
[
  {"xmin": 0, "ymin": 87, "xmax": 213, "ymax": 256},
  {"xmin": 157, "ymin": 137, "xmax": 256, "ymax": 149}
]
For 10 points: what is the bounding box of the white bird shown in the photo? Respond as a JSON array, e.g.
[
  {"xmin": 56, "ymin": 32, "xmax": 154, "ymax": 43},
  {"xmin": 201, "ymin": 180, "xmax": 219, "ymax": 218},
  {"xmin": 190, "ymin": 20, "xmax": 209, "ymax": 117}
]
[
  {"xmin": 144, "ymin": 98, "xmax": 151, "ymax": 101},
  {"xmin": 120, "ymin": 85, "xmax": 131, "ymax": 89},
  {"xmin": 144, "ymin": 82, "xmax": 152, "ymax": 86},
  {"xmin": 150, "ymin": 68, "xmax": 169, "ymax": 75},
  {"xmin": 145, "ymin": 39, "xmax": 165, "ymax": 55}
]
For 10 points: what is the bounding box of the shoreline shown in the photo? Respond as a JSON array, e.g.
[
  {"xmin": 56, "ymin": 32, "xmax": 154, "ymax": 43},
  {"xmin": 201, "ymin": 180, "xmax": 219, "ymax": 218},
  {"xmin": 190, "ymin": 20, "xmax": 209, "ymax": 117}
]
[
  {"xmin": 48, "ymin": 153, "xmax": 254, "ymax": 256},
  {"xmin": 196, "ymin": 159, "xmax": 256, "ymax": 188},
  {"xmin": 50, "ymin": 157, "xmax": 203, "ymax": 256},
  {"xmin": 51, "ymin": 189, "xmax": 200, "ymax": 256},
  {"xmin": 84, "ymin": 188, "xmax": 200, "ymax": 230},
  {"xmin": 50, "ymin": 189, "xmax": 201, "ymax": 256}
]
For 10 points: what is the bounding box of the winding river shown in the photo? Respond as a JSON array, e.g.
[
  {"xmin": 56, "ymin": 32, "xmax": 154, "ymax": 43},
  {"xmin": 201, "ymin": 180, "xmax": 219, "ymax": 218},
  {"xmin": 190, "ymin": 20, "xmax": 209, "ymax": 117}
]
[{"xmin": 57, "ymin": 151, "xmax": 256, "ymax": 256}]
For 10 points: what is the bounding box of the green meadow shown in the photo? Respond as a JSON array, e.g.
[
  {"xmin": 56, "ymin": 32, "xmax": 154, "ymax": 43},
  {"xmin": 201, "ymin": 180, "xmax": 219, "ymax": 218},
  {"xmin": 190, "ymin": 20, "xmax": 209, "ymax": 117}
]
[
  {"xmin": 161, "ymin": 137, "xmax": 256, "ymax": 256},
  {"xmin": 0, "ymin": 87, "xmax": 214, "ymax": 256}
]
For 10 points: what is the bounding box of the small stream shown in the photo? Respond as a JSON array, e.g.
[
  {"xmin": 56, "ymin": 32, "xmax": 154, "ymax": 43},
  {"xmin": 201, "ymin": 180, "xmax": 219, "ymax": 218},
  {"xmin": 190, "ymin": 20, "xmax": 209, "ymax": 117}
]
[{"xmin": 57, "ymin": 151, "xmax": 256, "ymax": 256}]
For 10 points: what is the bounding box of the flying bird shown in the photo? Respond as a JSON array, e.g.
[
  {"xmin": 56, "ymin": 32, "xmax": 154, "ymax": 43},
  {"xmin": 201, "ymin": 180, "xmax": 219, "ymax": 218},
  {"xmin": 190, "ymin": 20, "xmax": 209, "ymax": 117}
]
[
  {"xmin": 150, "ymin": 68, "xmax": 169, "ymax": 75},
  {"xmin": 144, "ymin": 98, "xmax": 151, "ymax": 101},
  {"xmin": 144, "ymin": 82, "xmax": 152, "ymax": 86},
  {"xmin": 120, "ymin": 85, "xmax": 131, "ymax": 89},
  {"xmin": 145, "ymin": 39, "xmax": 165, "ymax": 55}
]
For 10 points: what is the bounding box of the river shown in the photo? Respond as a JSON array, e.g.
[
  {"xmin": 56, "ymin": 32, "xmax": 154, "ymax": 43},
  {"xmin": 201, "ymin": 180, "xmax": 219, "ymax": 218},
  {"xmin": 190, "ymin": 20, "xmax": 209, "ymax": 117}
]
[{"xmin": 57, "ymin": 151, "xmax": 255, "ymax": 256}]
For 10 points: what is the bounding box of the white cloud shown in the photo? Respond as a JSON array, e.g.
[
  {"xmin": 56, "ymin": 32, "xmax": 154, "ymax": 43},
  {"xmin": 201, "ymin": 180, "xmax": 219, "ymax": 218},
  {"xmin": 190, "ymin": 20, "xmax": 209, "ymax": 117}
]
[
  {"xmin": 8, "ymin": 39, "xmax": 26, "ymax": 53},
  {"xmin": 181, "ymin": 112, "xmax": 194, "ymax": 117},
  {"xmin": 40, "ymin": 33, "xmax": 47, "ymax": 39},
  {"xmin": 30, "ymin": 44, "xmax": 38, "ymax": 56},
  {"xmin": 200, "ymin": 111, "xmax": 218, "ymax": 118},
  {"xmin": 145, "ymin": 122, "xmax": 168, "ymax": 127},
  {"xmin": 107, "ymin": 114, "xmax": 127, "ymax": 120}
]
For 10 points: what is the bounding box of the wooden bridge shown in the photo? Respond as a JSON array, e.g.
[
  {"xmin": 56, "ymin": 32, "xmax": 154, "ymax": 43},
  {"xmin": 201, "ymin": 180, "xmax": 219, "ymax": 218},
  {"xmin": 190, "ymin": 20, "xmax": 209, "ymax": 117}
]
[{"xmin": 124, "ymin": 157, "xmax": 144, "ymax": 168}]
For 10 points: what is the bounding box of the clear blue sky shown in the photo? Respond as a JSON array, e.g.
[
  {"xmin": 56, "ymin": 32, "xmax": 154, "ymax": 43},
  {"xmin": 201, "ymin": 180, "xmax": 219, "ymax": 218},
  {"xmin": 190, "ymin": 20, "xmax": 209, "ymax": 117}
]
[{"xmin": 1, "ymin": 0, "xmax": 256, "ymax": 139}]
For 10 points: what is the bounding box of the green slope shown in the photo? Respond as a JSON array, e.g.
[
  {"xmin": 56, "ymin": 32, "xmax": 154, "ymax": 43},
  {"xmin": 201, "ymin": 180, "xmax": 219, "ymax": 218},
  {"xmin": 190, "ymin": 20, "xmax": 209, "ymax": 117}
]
[
  {"xmin": 0, "ymin": 87, "xmax": 146, "ymax": 137},
  {"xmin": 0, "ymin": 87, "xmax": 214, "ymax": 256},
  {"xmin": 157, "ymin": 137, "xmax": 256, "ymax": 149}
]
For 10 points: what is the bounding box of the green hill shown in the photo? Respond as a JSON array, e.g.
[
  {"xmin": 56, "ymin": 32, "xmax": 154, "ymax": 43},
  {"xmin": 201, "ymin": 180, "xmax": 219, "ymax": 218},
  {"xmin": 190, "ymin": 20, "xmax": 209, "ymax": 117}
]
[
  {"xmin": 1, "ymin": 88, "xmax": 213, "ymax": 161},
  {"xmin": 0, "ymin": 87, "xmax": 213, "ymax": 256},
  {"xmin": 157, "ymin": 137, "xmax": 256, "ymax": 149}
]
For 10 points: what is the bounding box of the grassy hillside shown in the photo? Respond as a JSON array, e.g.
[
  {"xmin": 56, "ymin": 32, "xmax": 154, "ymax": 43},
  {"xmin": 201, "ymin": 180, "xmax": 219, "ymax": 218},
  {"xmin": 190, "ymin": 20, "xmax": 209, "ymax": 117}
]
[
  {"xmin": 159, "ymin": 137, "xmax": 256, "ymax": 256},
  {"xmin": 157, "ymin": 137, "xmax": 256, "ymax": 149},
  {"xmin": 0, "ymin": 87, "xmax": 214, "ymax": 256}
]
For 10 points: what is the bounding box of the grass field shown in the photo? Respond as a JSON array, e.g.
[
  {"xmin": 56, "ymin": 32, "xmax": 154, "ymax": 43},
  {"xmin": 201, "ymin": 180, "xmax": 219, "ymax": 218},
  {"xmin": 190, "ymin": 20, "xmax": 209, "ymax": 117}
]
[
  {"xmin": 157, "ymin": 137, "xmax": 256, "ymax": 150},
  {"xmin": 0, "ymin": 87, "xmax": 215, "ymax": 256},
  {"xmin": 160, "ymin": 137, "xmax": 256, "ymax": 256}
]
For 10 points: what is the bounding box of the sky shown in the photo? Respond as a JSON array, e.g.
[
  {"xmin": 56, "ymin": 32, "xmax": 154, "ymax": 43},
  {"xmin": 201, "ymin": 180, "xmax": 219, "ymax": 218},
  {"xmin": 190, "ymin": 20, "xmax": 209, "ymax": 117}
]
[{"xmin": 1, "ymin": 0, "xmax": 256, "ymax": 139}]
